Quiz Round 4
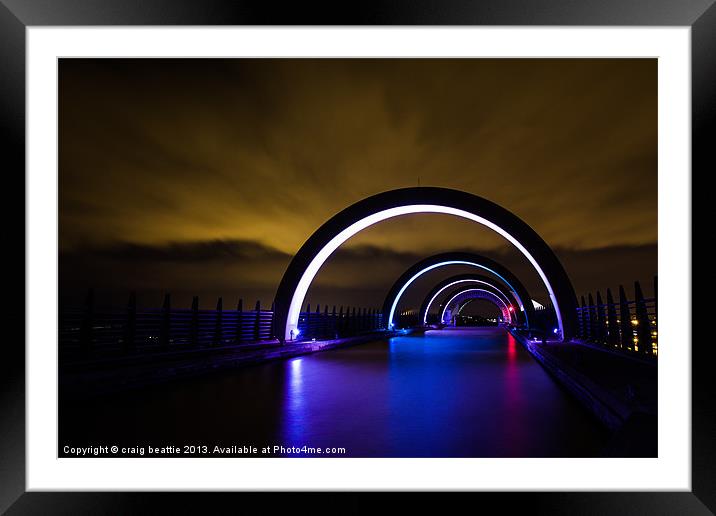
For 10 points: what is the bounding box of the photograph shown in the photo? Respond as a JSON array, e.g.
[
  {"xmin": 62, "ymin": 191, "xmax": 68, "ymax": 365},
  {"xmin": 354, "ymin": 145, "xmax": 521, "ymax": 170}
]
[
  {"xmin": 4, "ymin": 0, "xmax": 710, "ymax": 508},
  {"xmin": 57, "ymin": 57, "xmax": 658, "ymax": 459}
]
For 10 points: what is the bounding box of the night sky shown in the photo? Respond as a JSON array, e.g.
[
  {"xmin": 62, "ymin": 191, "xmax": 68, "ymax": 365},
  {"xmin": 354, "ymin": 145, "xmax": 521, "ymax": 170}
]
[{"xmin": 59, "ymin": 58, "xmax": 657, "ymax": 310}]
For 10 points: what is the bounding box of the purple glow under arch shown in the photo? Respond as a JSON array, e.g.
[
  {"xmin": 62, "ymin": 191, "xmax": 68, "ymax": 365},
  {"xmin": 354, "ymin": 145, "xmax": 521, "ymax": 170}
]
[{"xmin": 422, "ymin": 278, "xmax": 516, "ymax": 325}]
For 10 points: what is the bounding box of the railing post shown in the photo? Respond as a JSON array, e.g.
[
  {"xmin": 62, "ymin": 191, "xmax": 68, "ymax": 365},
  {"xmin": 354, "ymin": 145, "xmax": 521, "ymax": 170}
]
[
  {"xmin": 79, "ymin": 288, "xmax": 94, "ymax": 356},
  {"xmin": 606, "ymin": 288, "xmax": 619, "ymax": 347},
  {"xmin": 235, "ymin": 298, "xmax": 243, "ymax": 344},
  {"xmin": 254, "ymin": 300, "xmax": 261, "ymax": 341},
  {"xmin": 123, "ymin": 291, "xmax": 136, "ymax": 354},
  {"xmin": 213, "ymin": 297, "xmax": 223, "ymax": 347},
  {"xmin": 332, "ymin": 305, "xmax": 337, "ymax": 338},
  {"xmin": 316, "ymin": 304, "xmax": 321, "ymax": 338},
  {"xmin": 587, "ymin": 293, "xmax": 597, "ymax": 341},
  {"xmin": 582, "ymin": 295, "xmax": 590, "ymax": 339},
  {"xmin": 653, "ymin": 275, "xmax": 658, "ymax": 352},
  {"xmin": 596, "ymin": 291, "xmax": 607, "ymax": 345},
  {"xmin": 653, "ymin": 275, "xmax": 658, "ymax": 325},
  {"xmin": 338, "ymin": 306, "xmax": 344, "ymax": 336},
  {"xmin": 305, "ymin": 303, "xmax": 311, "ymax": 340},
  {"xmin": 618, "ymin": 285, "xmax": 632, "ymax": 350},
  {"xmin": 351, "ymin": 307, "xmax": 356, "ymax": 335},
  {"xmin": 160, "ymin": 293, "xmax": 171, "ymax": 350},
  {"xmin": 190, "ymin": 296, "xmax": 199, "ymax": 348},
  {"xmin": 270, "ymin": 302, "xmax": 276, "ymax": 339},
  {"xmin": 634, "ymin": 281, "xmax": 652, "ymax": 355},
  {"xmin": 578, "ymin": 296, "xmax": 586, "ymax": 338}
]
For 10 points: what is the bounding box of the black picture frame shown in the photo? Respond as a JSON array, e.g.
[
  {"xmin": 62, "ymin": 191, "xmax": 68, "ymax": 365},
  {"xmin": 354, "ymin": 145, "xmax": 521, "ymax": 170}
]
[{"xmin": 2, "ymin": 1, "xmax": 711, "ymax": 513}]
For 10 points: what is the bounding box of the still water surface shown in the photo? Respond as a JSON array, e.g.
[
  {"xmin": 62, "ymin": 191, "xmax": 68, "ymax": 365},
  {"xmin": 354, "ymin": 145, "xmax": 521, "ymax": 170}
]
[{"xmin": 61, "ymin": 327, "xmax": 608, "ymax": 457}]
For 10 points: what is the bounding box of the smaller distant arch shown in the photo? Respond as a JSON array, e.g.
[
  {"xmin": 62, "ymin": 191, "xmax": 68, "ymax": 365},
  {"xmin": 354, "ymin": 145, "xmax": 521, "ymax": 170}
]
[
  {"xmin": 441, "ymin": 288, "xmax": 513, "ymax": 325},
  {"xmin": 382, "ymin": 251, "xmax": 536, "ymax": 331},
  {"xmin": 419, "ymin": 273, "xmax": 524, "ymax": 326}
]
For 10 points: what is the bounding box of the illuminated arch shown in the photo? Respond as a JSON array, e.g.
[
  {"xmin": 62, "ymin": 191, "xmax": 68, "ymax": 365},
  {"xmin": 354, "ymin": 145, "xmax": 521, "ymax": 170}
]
[
  {"xmin": 455, "ymin": 298, "xmax": 506, "ymax": 320},
  {"xmin": 273, "ymin": 187, "xmax": 577, "ymax": 342},
  {"xmin": 456, "ymin": 299, "xmax": 476, "ymax": 315},
  {"xmin": 426, "ymin": 280, "xmax": 517, "ymax": 324},
  {"xmin": 441, "ymin": 288, "xmax": 512, "ymax": 325},
  {"xmin": 382, "ymin": 251, "xmax": 536, "ymax": 332},
  {"xmin": 419, "ymin": 273, "xmax": 526, "ymax": 326},
  {"xmin": 435, "ymin": 281, "xmax": 515, "ymax": 322}
]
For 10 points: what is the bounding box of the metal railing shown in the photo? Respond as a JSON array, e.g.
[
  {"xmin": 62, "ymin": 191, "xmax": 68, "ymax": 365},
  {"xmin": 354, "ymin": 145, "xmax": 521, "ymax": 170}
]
[
  {"xmin": 60, "ymin": 276, "xmax": 658, "ymax": 361},
  {"xmin": 296, "ymin": 304, "xmax": 384, "ymax": 341},
  {"xmin": 60, "ymin": 291, "xmax": 385, "ymax": 360},
  {"xmin": 576, "ymin": 278, "xmax": 657, "ymax": 356}
]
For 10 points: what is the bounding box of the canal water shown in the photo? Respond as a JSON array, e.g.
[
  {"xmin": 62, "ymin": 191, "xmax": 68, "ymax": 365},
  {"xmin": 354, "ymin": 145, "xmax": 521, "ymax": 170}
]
[{"xmin": 60, "ymin": 327, "xmax": 609, "ymax": 457}]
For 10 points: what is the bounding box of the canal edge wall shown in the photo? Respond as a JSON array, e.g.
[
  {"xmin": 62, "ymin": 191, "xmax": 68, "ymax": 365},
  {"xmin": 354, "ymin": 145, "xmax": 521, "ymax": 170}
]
[{"xmin": 509, "ymin": 329, "xmax": 634, "ymax": 432}]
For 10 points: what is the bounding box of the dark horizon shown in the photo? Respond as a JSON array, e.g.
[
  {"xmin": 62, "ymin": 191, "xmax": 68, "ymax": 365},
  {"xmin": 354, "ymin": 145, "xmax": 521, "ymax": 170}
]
[{"xmin": 60, "ymin": 241, "xmax": 657, "ymax": 311}]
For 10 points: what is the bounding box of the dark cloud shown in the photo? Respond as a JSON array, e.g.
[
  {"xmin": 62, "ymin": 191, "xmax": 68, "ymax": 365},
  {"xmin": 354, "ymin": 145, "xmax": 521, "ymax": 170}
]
[
  {"xmin": 60, "ymin": 238, "xmax": 657, "ymax": 311},
  {"xmin": 78, "ymin": 239, "xmax": 290, "ymax": 263}
]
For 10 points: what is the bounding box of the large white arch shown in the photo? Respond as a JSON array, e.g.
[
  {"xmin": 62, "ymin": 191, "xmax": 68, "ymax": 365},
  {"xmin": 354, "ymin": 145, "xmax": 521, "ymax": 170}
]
[{"xmin": 283, "ymin": 205, "xmax": 564, "ymax": 341}]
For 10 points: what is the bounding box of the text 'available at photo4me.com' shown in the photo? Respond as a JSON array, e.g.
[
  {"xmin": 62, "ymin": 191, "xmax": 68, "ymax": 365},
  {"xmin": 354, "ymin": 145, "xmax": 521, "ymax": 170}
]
[{"xmin": 61, "ymin": 443, "xmax": 348, "ymax": 457}]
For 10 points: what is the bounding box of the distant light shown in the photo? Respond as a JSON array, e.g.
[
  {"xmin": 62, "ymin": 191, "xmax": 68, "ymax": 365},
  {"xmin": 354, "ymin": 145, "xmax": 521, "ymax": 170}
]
[
  {"xmin": 508, "ymin": 306, "xmax": 514, "ymax": 312},
  {"xmin": 553, "ymin": 328, "xmax": 559, "ymax": 334}
]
